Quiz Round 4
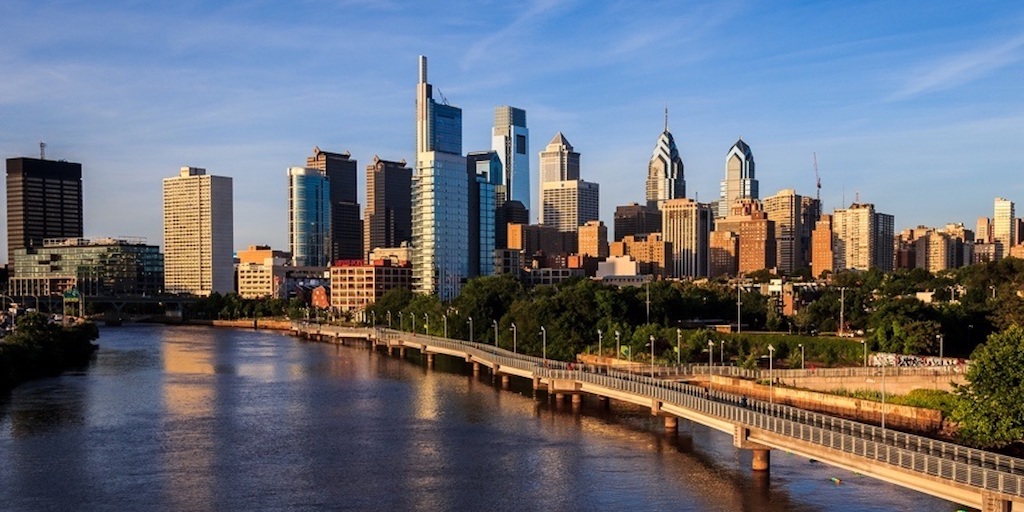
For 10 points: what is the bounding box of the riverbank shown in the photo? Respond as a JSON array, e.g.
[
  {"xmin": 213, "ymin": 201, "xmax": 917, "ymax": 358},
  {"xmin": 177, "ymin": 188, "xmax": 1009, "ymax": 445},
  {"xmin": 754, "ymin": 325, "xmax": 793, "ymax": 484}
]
[{"xmin": 0, "ymin": 317, "xmax": 100, "ymax": 392}]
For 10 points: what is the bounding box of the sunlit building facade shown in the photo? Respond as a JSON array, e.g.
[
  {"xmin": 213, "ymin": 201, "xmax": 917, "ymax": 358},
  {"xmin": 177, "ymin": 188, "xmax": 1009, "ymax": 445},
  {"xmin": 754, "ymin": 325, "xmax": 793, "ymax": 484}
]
[
  {"xmin": 163, "ymin": 166, "xmax": 233, "ymax": 296},
  {"xmin": 288, "ymin": 166, "xmax": 331, "ymax": 267}
]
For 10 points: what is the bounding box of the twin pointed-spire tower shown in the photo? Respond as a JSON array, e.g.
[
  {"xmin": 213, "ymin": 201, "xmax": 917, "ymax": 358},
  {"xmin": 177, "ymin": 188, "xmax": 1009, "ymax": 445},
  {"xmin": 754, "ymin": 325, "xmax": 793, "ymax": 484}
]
[{"xmin": 645, "ymin": 107, "xmax": 686, "ymax": 208}]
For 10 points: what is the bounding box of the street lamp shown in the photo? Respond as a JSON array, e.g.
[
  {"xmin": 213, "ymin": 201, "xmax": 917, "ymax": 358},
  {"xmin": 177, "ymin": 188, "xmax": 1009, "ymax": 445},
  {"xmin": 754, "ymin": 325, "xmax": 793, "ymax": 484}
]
[
  {"xmin": 386, "ymin": 310, "xmax": 392, "ymax": 328},
  {"xmin": 736, "ymin": 281, "xmax": 743, "ymax": 334},
  {"xmin": 540, "ymin": 326, "xmax": 547, "ymax": 366},
  {"xmin": 424, "ymin": 313, "xmax": 428, "ymax": 335},
  {"xmin": 708, "ymin": 339, "xmax": 714, "ymax": 369},
  {"xmin": 443, "ymin": 314, "xmax": 448, "ymax": 338},
  {"xmin": 648, "ymin": 335, "xmax": 656, "ymax": 378},
  {"xmin": 676, "ymin": 329, "xmax": 682, "ymax": 366},
  {"xmin": 798, "ymin": 343, "xmax": 805, "ymax": 370},
  {"xmin": 936, "ymin": 334, "xmax": 944, "ymax": 360},
  {"xmin": 767, "ymin": 344, "xmax": 775, "ymax": 404},
  {"xmin": 371, "ymin": 310, "xmax": 376, "ymax": 326},
  {"xmin": 615, "ymin": 331, "xmax": 621, "ymax": 361},
  {"xmin": 861, "ymin": 340, "xmax": 867, "ymax": 368},
  {"xmin": 492, "ymin": 319, "xmax": 498, "ymax": 349},
  {"xmin": 399, "ymin": 311, "xmax": 404, "ymax": 331},
  {"xmin": 510, "ymin": 323, "xmax": 517, "ymax": 353},
  {"xmin": 597, "ymin": 329, "xmax": 603, "ymax": 358},
  {"xmin": 411, "ymin": 314, "xmax": 416, "ymax": 333},
  {"xmin": 468, "ymin": 316, "xmax": 473, "ymax": 343},
  {"xmin": 720, "ymin": 340, "xmax": 725, "ymax": 365}
]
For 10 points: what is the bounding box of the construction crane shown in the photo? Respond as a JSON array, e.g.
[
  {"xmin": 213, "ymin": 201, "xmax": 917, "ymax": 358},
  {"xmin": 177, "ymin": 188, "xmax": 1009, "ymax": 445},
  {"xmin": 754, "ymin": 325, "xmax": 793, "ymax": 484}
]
[{"xmin": 813, "ymin": 152, "xmax": 821, "ymax": 202}]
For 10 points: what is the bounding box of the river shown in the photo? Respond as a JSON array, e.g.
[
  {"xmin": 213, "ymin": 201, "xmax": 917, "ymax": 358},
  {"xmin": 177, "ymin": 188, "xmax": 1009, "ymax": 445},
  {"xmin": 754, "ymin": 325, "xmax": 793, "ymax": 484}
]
[{"xmin": 0, "ymin": 325, "xmax": 965, "ymax": 511}]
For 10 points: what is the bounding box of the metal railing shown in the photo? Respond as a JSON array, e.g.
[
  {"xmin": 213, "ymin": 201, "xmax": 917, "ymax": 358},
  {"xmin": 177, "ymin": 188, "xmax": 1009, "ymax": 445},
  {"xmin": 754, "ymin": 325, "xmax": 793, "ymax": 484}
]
[{"xmin": 295, "ymin": 324, "xmax": 1024, "ymax": 499}]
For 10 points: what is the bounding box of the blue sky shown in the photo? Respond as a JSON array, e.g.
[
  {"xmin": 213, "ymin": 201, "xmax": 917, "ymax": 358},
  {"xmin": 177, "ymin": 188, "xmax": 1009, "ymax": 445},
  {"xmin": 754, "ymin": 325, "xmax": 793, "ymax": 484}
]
[{"xmin": 2, "ymin": 0, "xmax": 1023, "ymax": 261}]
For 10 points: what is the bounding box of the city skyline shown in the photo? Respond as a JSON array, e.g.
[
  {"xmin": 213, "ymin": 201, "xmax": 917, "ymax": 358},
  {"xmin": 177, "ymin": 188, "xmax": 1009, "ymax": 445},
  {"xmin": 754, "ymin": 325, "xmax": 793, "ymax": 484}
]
[{"xmin": 2, "ymin": 1, "xmax": 1023, "ymax": 260}]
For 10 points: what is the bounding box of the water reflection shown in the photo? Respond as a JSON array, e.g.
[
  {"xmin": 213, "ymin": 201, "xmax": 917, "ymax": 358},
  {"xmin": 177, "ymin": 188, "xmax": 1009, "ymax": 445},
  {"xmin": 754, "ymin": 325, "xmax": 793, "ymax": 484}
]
[{"xmin": 0, "ymin": 325, "xmax": 964, "ymax": 512}]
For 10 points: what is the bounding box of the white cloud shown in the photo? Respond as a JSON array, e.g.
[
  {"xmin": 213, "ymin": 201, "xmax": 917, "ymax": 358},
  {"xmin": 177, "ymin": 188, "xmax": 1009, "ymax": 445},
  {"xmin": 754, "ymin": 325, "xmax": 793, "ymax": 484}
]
[{"xmin": 892, "ymin": 34, "xmax": 1024, "ymax": 100}]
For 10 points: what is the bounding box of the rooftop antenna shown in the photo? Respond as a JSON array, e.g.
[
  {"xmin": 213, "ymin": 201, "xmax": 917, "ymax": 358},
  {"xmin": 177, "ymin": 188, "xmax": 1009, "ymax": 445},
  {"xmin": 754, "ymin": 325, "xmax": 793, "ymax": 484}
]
[
  {"xmin": 39, "ymin": 140, "xmax": 46, "ymax": 160},
  {"xmin": 664, "ymin": 105, "xmax": 669, "ymax": 132}
]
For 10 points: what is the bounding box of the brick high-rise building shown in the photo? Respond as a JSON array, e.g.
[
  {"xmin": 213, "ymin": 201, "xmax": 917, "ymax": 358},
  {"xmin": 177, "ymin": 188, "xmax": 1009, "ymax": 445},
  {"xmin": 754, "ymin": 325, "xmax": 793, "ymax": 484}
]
[
  {"xmin": 614, "ymin": 202, "xmax": 661, "ymax": 241},
  {"xmin": 811, "ymin": 214, "xmax": 833, "ymax": 279},
  {"xmin": 660, "ymin": 198, "xmax": 712, "ymax": 278},
  {"xmin": 578, "ymin": 220, "xmax": 609, "ymax": 259}
]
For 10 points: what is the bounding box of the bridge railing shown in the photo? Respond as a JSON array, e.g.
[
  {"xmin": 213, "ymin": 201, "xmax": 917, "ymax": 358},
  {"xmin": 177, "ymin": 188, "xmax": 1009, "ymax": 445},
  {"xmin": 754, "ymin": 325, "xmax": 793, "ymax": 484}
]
[
  {"xmin": 539, "ymin": 367, "xmax": 1024, "ymax": 498},
  {"xmin": 298, "ymin": 324, "xmax": 1024, "ymax": 498}
]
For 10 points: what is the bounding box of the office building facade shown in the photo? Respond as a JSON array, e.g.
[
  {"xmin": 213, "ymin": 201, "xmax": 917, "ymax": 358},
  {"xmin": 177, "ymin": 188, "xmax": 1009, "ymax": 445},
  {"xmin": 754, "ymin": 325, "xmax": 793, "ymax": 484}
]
[
  {"xmin": 413, "ymin": 55, "xmax": 469, "ymax": 300},
  {"xmin": 541, "ymin": 180, "xmax": 600, "ymax": 234},
  {"xmin": 288, "ymin": 166, "xmax": 331, "ymax": 267},
  {"xmin": 660, "ymin": 198, "xmax": 712, "ymax": 278},
  {"xmin": 6, "ymin": 157, "xmax": 83, "ymax": 267},
  {"xmin": 9, "ymin": 237, "xmax": 163, "ymax": 297},
  {"xmin": 163, "ymin": 167, "xmax": 234, "ymax": 295},
  {"xmin": 491, "ymin": 106, "xmax": 530, "ymax": 210},
  {"xmin": 538, "ymin": 132, "xmax": 580, "ymax": 223},
  {"xmin": 646, "ymin": 112, "xmax": 685, "ymax": 208},
  {"xmin": 993, "ymin": 197, "xmax": 1016, "ymax": 261},
  {"xmin": 468, "ymin": 151, "xmax": 501, "ymax": 277},
  {"xmin": 306, "ymin": 147, "xmax": 362, "ymax": 262},
  {"xmin": 718, "ymin": 139, "xmax": 758, "ymax": 218},
  {"xmin": 364, "ymin": 156, "xmax": 412, "ymax": 257}
]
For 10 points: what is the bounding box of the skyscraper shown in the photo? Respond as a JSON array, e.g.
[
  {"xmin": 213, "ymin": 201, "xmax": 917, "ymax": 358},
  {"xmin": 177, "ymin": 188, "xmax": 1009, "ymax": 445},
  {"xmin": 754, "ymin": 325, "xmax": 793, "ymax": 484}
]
[
  {"xmin": 660, "ymin": 198, "xmax": 712, "ymax": 278},
  {"xmin": 162, "ymin": 167, "xmax": 233, "ymax": 295},
  {"xmin": 832, "ymin": 203, "xmax": 894, "ymax": 272},
  {"xmin": 993, "ymin": 197, "xmax": 1016, "ymax": 261},
  {"xmin": 541, "ymin": 180, "xmax": 600, "ymax": 234},
  {"xmin": 467, "ymin": 151, "xmax": 501, "ymax": 277},
  {"xmin": 718, "ymin": 139, "xmax": 758, "ymax": 218},
  {"xmin": 614, "ymin": 202, "xmax": 662, "ymax": 241},
  {"xmin": 578, "ymin": 220, "xmax": 609, "ymax": 259},
  {"xmin": 364, "ymin": 156, "xmax": 412, "ymax": 256},
  {"xmin": 646, "ymin": 110, "xmax": 685, "ymax": 208},
  {"xmin": 6, "ymin": 157, "xmax": 83, "ymax": 266},
  {"xmin": 491, "ymin": 106, "xmax": 530, "ymax": 211},
  {"xmin": 413, "ymin": 55, "xmax": 469, "ymax": 300},
  {"xmin": 811, "ymin": 214, "xmax": 833, "ymax": 278},
  {"xmin": 306, "ymin": 147, "xmax": 361, "ymax": 262},
  {"xmin": 288, "ymin": 166, "xmax": 331, "ymax": 267},
  {"xmin": 538, "ymin": 132, "xmax": 580, "ymax": 224},
  {"xmin": 763, "ymin": 189, "xmax": 803, "ymax": 274}
]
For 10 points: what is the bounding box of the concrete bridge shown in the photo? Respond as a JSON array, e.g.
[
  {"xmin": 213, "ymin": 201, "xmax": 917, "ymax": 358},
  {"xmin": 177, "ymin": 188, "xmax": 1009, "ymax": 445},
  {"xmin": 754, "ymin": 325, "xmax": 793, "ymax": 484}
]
[{"xmin": 293, "ymin": 323, "xmax": 1023, "ymax": 512}]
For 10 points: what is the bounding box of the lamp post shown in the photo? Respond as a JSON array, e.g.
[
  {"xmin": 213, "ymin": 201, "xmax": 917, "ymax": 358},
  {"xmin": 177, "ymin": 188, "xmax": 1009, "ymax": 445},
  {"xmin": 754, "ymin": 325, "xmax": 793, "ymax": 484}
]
[
  {"xmin": 936, "ymin": 334, "xmax": 944, "ymax": 360},
  {"xmin": 861, "ymin": 339, "xmax": 867, "ymax": 368},
  {"xmin": 767, "ymin": 344, "xmax": 775, "ymax": 404},
  {"xmin": 510, "ymin": 323, "xmax": 517, "ymax": 353},
  {"xmin": 399, "ymin": 311, "xmax": 404, "ymax": 331},
  {"xmin": 799, "ymin": 343, "xmax": 805, "ymax": 370},
  {"xmin": 708, "ymin": 339, "xmax": 714, "ymax": 368},
  {"xmin": 387, "ymin": 310, "xmax": 392, "ymax": 328},
  {"xmin": 541, "ymin": 326, "xmax": 547, "ymax": 367},
  {"xmin": 736, "ymin": 281, "xmax": 743, "ymax": 334},
  {"xmin": 720, "ymin": 340, "xmax": 725, "ymax": 365},
  {"xmin": 597, "ymin": 329, "xmax": 603, "ymax": 358},
  {"xmin": 371, "ymin": 310, "xmax": 376, "ymax": 327},
  {"xmin": 648, "ymin": 335, "xmax": 656, "ymax": 378},
  {"xmin": 443, "ymin": 314, "xmax": 448, "ymax": 338},
  {"xmin": 615, "ymin": 331, "xmax": 621, "ymax": 361},
  {"xmin": 411, "ymin": 314, "xmax": 416, "ymax": 334},
  {"xmin": 468, "ymin": 316, "xmax": 473, "ymax": 343},
  {"xmin": 424, "ymin": 313, "xmax": 429, "ymax": 335},
  {"xmin": 676, "ymin": 329, "xmax": 681, "ymax": 366},
  {"xmin": 493, "ymin": 319, "xmax": 498, "ymax": 349}
]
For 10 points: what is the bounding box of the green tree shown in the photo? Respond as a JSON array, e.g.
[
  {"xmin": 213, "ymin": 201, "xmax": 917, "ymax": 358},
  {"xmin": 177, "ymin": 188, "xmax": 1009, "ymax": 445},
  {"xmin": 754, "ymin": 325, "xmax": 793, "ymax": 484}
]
[{"xmin": 951, "ymin": 325, "xmax": 1024, "ymax": 449}]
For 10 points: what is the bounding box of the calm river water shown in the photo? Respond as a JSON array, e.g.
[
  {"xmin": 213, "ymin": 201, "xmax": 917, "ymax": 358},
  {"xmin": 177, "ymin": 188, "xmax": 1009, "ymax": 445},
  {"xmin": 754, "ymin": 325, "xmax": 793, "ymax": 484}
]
[{"xmin": 0, "ymin": 325, "xmax": 965, "ymax": 511}]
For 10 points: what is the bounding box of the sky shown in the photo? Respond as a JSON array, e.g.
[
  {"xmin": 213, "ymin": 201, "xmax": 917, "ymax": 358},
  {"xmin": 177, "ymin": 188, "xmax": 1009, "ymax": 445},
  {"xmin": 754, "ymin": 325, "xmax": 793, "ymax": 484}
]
[{"xmin": 2, "ymin": 0, "xmax": 1024, "ymax": 262}]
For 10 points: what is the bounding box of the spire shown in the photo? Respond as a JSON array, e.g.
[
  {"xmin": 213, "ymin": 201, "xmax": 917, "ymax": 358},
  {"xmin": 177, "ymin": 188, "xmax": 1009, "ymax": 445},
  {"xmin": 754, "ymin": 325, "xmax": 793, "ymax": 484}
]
[{"xmin": 664, "ymin": 105, "xmax": 669, "ymax": 132}]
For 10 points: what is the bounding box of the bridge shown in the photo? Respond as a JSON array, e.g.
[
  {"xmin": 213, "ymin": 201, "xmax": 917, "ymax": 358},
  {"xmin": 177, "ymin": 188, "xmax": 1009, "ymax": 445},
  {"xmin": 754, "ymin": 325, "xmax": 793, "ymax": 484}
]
[{"xmin": 293, "ymin": 323, "xmax": 1023, "ymax": 512}]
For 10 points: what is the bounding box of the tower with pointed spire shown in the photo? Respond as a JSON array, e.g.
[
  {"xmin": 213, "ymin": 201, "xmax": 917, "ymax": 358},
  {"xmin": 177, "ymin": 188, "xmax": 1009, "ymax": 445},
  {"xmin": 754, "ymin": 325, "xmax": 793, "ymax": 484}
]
[
  {"xmin": 646, "ymin": 108, "xmax": 685, "ymax": 208},
  {"xmin": 718, "ymin": 138, "xmax": 758, "ymax": 218}
]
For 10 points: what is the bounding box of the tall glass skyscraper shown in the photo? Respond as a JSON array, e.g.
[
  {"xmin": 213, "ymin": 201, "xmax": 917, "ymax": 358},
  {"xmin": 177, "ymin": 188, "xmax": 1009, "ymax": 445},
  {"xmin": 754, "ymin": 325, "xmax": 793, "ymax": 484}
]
[
  {"xmin": 491, "ymin": 106, "xmax": 530, "ymax": 211},
  {"xmin": 468, "ymin": 151, "xmax": 501, "ymax": 277},
  {"xmin": 646, "ymin": 110, "xmax": 685, "ymax": 208},
  {"xmin": 413, "ymin": 55, "xmax": 468, "ymax": 300},
  {"xmin": 718, "ymin": 139, "xmax": 758, "ymax": 218},
  {"xmin": 288, "ymin": 166, "xmax": 331, "ymax": 267}
]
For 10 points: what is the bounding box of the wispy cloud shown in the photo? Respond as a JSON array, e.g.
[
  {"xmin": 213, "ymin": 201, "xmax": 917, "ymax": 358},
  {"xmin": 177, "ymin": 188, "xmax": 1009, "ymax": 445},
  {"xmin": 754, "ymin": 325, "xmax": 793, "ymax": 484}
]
[
  {"xmin": 460, "ymin": 0, "xmax": 569, "ymax": 71},
  {"xmin": 891, "ymin": 34, "xmax": 1024, "ymax": 100}
]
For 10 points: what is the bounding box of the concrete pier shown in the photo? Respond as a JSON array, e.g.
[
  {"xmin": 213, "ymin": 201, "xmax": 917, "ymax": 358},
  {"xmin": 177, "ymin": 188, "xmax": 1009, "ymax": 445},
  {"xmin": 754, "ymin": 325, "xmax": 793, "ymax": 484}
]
[
  {"xmin": 752, "ymin": 449, "xmax": 770, "ymax": 471},
  {"xmin": 664, "ymin": 416, "xmax": 678, "ymax": 432},
  {"xmin": 501, "ymin": 375, "xmax": 510, "ymax": 389}
]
